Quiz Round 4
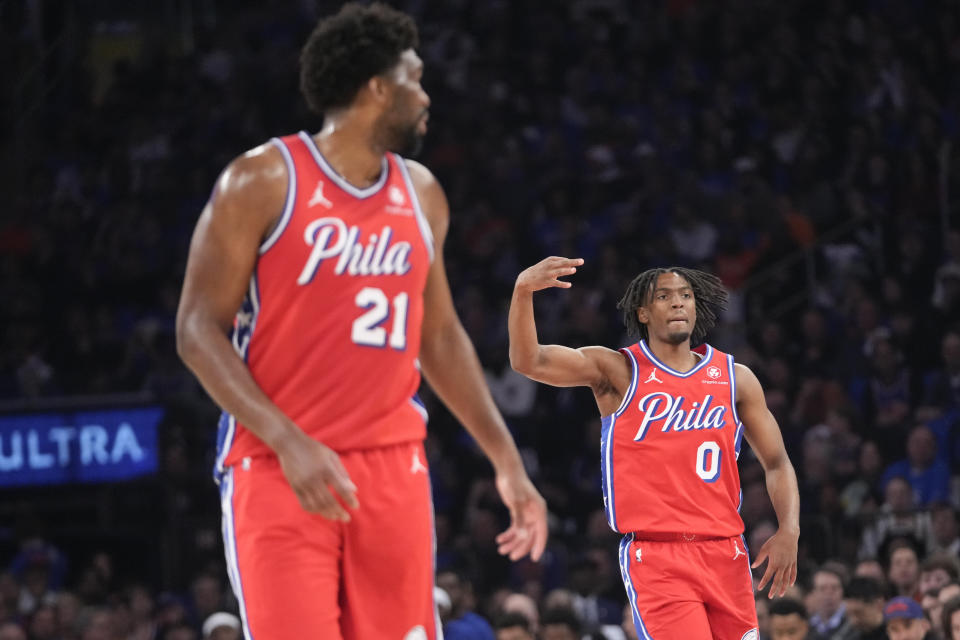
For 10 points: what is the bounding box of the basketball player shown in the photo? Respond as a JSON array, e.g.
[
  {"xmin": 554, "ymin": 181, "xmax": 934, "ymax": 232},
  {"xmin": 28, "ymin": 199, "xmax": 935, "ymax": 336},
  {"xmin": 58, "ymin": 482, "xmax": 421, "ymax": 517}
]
[
  {"xmin": 508, "ymin": 257, "xmax": 800, "ymax": 640},
  {"xmin": 175, "ymin": 5, "xmax": 547, "ymax": 639}
]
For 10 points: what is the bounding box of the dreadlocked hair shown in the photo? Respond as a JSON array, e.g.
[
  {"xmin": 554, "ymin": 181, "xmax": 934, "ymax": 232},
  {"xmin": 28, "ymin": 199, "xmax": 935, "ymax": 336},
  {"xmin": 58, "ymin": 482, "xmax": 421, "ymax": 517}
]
[
  {"xmin": 616, "ymin": 267, "xmax": 728, "ymax": 345},
  {"xmin": 300, "ymin": 2, "xmax": 418, "ymax": 115}
]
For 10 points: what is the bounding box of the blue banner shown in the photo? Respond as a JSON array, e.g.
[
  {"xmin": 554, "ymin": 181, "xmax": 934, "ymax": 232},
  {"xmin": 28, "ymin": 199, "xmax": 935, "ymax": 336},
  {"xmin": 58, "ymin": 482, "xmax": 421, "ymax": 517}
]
[{"xmin": 0, "ymin": 407, "xmax": 162, "ymax": 487}]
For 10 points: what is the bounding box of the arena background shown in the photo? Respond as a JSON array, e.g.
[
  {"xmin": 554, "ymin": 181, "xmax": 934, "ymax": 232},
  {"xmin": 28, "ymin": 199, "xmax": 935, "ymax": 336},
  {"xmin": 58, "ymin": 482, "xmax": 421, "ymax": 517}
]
[{"xmin": 2, "ymin": 0, "xmax": 960, "ymax": 638}]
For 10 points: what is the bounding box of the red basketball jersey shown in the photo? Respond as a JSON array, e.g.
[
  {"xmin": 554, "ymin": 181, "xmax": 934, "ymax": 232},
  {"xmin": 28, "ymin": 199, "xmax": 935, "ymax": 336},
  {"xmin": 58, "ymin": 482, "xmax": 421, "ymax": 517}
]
[
  {"xmin": 600, "ymin": 340, "xmax": 746, "ymax": 537},
  {"xmin": 217, "ymin": 132, "xmax": 434, "ymax": 473}
]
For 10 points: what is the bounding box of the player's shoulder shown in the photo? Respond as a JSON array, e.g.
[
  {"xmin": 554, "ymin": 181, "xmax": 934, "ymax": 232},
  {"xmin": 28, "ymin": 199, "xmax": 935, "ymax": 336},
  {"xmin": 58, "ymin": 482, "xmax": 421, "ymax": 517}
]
[
  {"xmin": 400, "ymin": 158, "xmax": 448, "ymax": 230},
  {"xmin": 213, "ymin": 141, "xmax": 287, "ymax": 212}
]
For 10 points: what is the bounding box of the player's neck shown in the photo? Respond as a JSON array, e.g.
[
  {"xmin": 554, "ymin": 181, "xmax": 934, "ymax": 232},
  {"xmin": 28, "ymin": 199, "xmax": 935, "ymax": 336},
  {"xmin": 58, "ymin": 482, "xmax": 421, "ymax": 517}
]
[
  {"xmin": 311, "ymin": 119, "xmax": 386, "ymax": 188},
  {"xmin": 646, "ymin": 338, "xmax": 698, "ymax": 372}
]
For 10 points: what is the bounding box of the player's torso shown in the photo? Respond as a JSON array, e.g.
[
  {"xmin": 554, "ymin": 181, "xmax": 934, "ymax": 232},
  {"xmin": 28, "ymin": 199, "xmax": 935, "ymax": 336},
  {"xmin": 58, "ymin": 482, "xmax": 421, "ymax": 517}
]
[
  {"xmin": 600, "ymin": 341, "xmax": 745, "ymax": 536},
  {"xmin": 220, "ymin": 132, "xmax": 434, "ymax": 470}
]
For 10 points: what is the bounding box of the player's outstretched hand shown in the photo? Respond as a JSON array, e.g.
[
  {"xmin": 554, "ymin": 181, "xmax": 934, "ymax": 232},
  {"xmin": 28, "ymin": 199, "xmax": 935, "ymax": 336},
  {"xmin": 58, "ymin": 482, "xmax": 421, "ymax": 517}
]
[
  {"xmin": 752, "ymin": 528, "xmax": 799, "ymax": 599},
  {"xmin": 515, "ymin": 257, "xmax": 584, "ymax": 292},
  {"xmin": 277, "ymin": 432, "xmax": 359, "ymax": 521},
  {"xmin": 494, "ymin": 469, "xmax": 548, "ymax": 562}
]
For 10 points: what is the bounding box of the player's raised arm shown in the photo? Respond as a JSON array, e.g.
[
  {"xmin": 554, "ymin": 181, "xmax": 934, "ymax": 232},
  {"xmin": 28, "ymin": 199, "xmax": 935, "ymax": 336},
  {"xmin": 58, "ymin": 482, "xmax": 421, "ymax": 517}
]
[
  {"xmin": 735, "ymin": 362, "xmax": 800, "ymax": 599},
  {"xmin": 509, "ymin": 257, "xmax": 621, "ymax": 389}
]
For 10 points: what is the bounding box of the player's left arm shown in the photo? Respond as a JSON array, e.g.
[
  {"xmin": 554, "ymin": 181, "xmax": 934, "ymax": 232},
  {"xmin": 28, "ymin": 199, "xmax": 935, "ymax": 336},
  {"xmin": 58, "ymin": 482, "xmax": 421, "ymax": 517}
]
[
  {"xmin": 406, "ymin": 159, "xmax": 547, "ymax": 563},
  {"xmin": 735, "ymin": 362, "xmax": 800, "ymax": 599}
]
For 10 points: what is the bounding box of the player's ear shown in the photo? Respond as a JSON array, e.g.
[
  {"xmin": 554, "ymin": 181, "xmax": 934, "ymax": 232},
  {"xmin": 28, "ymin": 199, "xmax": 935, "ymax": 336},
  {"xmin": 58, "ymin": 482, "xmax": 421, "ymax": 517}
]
[
  {"xmin": 636, "ymin": 307, "xmax": 649, "ymax": 324},
  {"xmin": 366, "ymin": 75, "xmax": 391, "ymax": 104}
]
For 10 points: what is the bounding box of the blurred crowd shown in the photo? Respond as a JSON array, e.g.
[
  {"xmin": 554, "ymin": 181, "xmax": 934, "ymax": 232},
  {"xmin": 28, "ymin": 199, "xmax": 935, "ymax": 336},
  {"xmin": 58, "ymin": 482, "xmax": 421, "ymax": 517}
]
[{"xmin": 3, "ymin": 0, "xmax": 960, "ymax": 638}]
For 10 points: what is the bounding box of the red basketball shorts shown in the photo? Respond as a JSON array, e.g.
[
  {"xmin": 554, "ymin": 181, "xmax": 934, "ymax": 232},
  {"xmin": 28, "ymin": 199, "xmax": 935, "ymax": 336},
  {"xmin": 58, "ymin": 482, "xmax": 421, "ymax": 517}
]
[
  {"xmin": 619, "ymin": 534, "xmax": 758, "ymax": 640},
  {"xmin": 219, "ymin": 440, "xmax": 438, "ymax": 640}
]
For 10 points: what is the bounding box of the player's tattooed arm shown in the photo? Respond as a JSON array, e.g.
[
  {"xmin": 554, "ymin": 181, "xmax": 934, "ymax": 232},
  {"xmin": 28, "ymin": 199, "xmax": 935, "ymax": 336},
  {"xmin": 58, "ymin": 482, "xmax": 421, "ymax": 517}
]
[{"xmin": 735, "ymin": 362, "xmax": 800, "ymax": 599}]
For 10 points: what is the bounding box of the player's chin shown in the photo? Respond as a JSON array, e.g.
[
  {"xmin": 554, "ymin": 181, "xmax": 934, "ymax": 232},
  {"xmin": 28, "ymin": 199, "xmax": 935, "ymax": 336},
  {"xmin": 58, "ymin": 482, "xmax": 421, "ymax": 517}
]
[{"xmin": 666, "ymin": 330, "xmax": 691, "ymax": 345}]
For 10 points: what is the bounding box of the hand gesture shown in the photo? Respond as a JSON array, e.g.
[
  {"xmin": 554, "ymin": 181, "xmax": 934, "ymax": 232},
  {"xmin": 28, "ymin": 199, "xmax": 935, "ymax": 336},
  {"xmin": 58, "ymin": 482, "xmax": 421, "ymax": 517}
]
[
  {"xmin": 752, "ymin": 528, "xmax": 799, "ymax": 598},
  {"xmin": 276, "ymin": 433, "xmax": 359, "ymax": 521},
  {"xmin": 494, "ymin": 470, "xmax": 548, "ymax": 561},
  {"xmin": 516, "ymin": 257, "xmax": 584, "ymax": 293}
]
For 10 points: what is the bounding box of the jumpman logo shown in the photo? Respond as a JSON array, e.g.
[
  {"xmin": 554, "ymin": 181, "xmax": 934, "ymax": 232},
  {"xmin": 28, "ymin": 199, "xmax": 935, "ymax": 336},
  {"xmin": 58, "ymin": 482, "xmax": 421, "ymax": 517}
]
[
  {"xmin": 308, "ymin": 180, "xmax": 333, "ymax": 208},
  {"xmin": 732, "ymin": 540, "xmax": 748, "ymax": 560},
  {"xmin": 644, "ymin": 369, "xmax": 663, "ymax": 384},
  {"xmin": 410, "ymin": 450, "xmax": 428, "ymax": 474}
]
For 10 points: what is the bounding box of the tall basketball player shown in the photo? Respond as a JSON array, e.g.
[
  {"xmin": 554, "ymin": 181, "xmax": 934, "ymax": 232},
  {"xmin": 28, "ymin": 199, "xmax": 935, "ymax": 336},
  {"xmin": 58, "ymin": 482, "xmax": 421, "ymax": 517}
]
[
  {"xmin": 175, "ymin": 5, "xmax": 547, "ymax": 639},
  {"xmin": 508, "ymin": 257, "xmax": 800, "ymax": 640}
]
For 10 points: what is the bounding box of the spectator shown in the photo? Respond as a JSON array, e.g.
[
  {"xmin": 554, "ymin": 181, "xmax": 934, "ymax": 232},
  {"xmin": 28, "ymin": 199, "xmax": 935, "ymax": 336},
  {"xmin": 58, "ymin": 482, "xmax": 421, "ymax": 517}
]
[
  {"xmin": 493, "ymin": 611, "xmax": 535, "ymax": 640},
  {"xmin": 880, "ymin": 426, "xmax": 950, "ymax": 507},
  {"xmin": 500, "ymin": 593, "xmax": 539, "ymax": 636},
  {"xmin": 918, "ymin": 555, "xmax": 959, "ymax": 595},
  {"xmin": 769, "ymin": 598, "xmax": 815, "ymax": 640},
  {"xmin": 201, "ymin": 612, "xmax": 241, "ymax": 640},
  {"xmin": 809, "ymin": 562, "xmax": 853, "ymax": 639},
  {"xmin": 756, "ymin": 594, "xmax": 772, "ymax": 640},
  {"xmin": 941, "ymin": 596, "xmax": 960, "ymax": 640},
  {"xmin": 844, "ymin": 577, "xmax": 889, "ymax": 640},
  {"xmin": 887, "ymin": 542, "xmax": 922, "ymax": 600},
  {"xmin": 0, "ymin": 622, "xmax": 26, "ymax": 640},
  {"xmin": 161, "ymin": 622, "xmax": 198, "ymax": 640},
  {"xmin": 540, "ymin": 606, "xmax": 581, "ymax": 640},
  {"xmin": 437, "ymin": 570, "xmax": 495, "ymax": 640},
  {"xmin": 27, "ymin": 604, "xmax": 57, "ymax": 640},
  {"xmin": 930, "ymin": 504, "xmax": 960, "ymax": 556},
  {"xmin": 882, "ymin": 597, "xmax": 931, "ymax": 640},
  {"xmin": 860, "ymin": 479, "xmax": 933, "ymax": 560}
]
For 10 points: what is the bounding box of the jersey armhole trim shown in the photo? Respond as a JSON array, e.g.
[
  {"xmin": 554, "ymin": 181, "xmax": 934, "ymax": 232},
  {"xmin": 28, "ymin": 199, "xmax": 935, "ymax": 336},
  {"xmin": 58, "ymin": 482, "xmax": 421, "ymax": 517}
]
[
  {"xmin": 395, "ymin": 154, "xmax": 436, "ymax": 263},
  {"xmin": 258, "ymin": 137, "xmax": 296, "ymax": 255},
  {"xmin": 614, "ymin": 348, "xmax": 639, "ymax": 417},
  {"xmin": 728, "ymin": 353, "xmax": 745, "ymax": 457}
]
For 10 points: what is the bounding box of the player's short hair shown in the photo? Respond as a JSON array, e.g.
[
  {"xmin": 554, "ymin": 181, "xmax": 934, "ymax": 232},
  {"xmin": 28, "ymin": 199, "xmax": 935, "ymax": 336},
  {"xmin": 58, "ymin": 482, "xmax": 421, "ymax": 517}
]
[
  {"xmin": 617, "ymin": 267, "xmax": 727, "ymax": 345},
  {"xmin": 300, "ymin": 2, "xmax": 418, "ymax": 114}
]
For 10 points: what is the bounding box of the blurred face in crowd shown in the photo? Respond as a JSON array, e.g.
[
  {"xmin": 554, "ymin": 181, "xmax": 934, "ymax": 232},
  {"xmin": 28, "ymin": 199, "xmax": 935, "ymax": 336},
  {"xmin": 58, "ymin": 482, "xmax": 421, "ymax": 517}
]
[
  {"xmin": 886, "ymin": 617, "xmax": 929, "ymax": 640},
  {"xmin": 496, "ymin": 625, "xmax": 534, "ymax": 640},
  {"xmin": 502, "ymin": 593, "xmax": 539, "ymax": 631},
  {"xmin": 932, "ymin": 507, "xmax": 959, "ymax": 545},
  {"xmin": 771, "ymin": 612, "xmax": 809, "ymax": 640},
  {"xmin": 210, "ymin": 628, "xmax": 241, "ymax": 640},
  {"xmin": 950, "ymin": 607, "xmax": 960, "ymax": 640},
  {"xmin": 920, "ymin": 568, "xmax": 951, "ymax": 594},
  {"xmin": 541, "ymin": 624, "xmax": 578, "ymax": 640},
  {"xmin": 889, "ymin": 548, "xmax": 920, "ymax": 593},
  {"xmin": 756, "ymin": 598, "xmax": 770, "ymax": 638},
  {"xmin": 906, "ymin": 426, "xmax": 936, "ymax": 468},
  {"xmin": 942, "ymin": 332, "xmax": 960, "ymax": 370},
  {"xmin": 856, "ymin": 560, "xmax": 886, "ymax": 583},
  {"xmin": 884, "ymin": 478, "xmax": 914, "ymax": 513},
  {"xmin": 859, "ymin": 442, "xmax": 883, "ymax": 478},
  {"xmin": 845, "ymin": 597, "xmax": 884, "ymax": 631},
  {"xmin": 0, "ymin": 623, "xmax": 26, "ymax": 640},
  {"xmin": 28, "ymin": 606, "xmax": 56, "ymax": 640},
  {"xmin": 813, "ymin": 571, "xmax": 844, "ymax": 618}
]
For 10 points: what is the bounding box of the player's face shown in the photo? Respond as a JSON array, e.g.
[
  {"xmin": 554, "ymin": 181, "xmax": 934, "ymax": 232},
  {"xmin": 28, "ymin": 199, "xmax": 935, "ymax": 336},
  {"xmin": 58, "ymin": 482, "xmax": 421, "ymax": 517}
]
[
  {"xmin": 378, "ymin": 48, "xmax": 430, "ymax": 156},
  {"xmin": 771, "ymin": 613, "xmax": 809, "ymax": 640},
  {"xmin": 639, "ymin": 272, "xmax": 696, "ymax": 345}
]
